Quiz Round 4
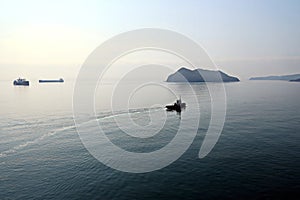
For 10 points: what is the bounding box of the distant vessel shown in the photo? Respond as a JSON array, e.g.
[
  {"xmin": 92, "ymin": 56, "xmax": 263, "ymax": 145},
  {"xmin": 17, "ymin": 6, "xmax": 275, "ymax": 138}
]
[
  {"xmin": 13, "ymin": 78, "xmax": 29, "ymax": 86},
  {"xmin": 39, "ymin": 78, "xmax": 64, "ymax": 83},
  {"xmin": 165, "ymin": 98, "xmax": 186, "ymax": 112}
]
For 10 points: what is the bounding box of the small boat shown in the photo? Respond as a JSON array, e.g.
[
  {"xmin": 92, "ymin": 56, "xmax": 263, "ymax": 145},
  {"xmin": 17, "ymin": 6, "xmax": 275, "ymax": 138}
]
[
  {"xmin": 13, "ymin": 78, "xmax": 29, "ymax": 86},
  {"xmin": 39, "ymin": 78, "xmax": 64, "ymax": 83},
  {"xmin": 165, "ymin": 98, "xmax": 186, "ymax": 112}
]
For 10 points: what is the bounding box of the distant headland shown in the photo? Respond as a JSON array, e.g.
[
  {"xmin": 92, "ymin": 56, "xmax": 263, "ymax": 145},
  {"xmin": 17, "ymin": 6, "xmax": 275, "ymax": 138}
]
[
  {"xmin": 250, "ymin": 74, "xmax": 300, "ymax": 81},
  {"xmin": 166, "ymin": 67, "xmax": 240, "ymax": 82},
  {"xmin": 290, "ymin": 78, "xmax": 300, "ymax": 82}
]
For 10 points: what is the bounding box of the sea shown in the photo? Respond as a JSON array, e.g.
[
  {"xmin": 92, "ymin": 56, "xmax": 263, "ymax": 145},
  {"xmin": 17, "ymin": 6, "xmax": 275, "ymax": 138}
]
[{"xmin": 0, "ymin": 79, "xmax": 299, "ymax": 199}]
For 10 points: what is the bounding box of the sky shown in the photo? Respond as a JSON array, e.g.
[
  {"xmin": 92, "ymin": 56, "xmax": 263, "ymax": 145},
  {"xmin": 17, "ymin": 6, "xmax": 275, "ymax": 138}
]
[{"xmin": 0, "ymin": 0, "xmax": 300, "ymax": 80}]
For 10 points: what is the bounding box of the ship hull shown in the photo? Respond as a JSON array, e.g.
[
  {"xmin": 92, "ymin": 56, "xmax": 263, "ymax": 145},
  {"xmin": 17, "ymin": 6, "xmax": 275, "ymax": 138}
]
[
  {"xmin": 165, "ymin": 104, "xmax": 181, "ymax": 112},
  {"xmin": 39, "ymin": 80, "xmax": 64, "ymax": 83},
  {"xmin": 165, "ymin": 101, "xmax": 186, "ymax": 112},
  {"xmin": 13, "ymin": 81, "xmax": 29, "ymax": 86}
]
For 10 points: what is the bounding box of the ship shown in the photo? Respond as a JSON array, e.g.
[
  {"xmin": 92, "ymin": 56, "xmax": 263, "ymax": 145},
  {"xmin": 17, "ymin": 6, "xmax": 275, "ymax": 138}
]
[
  {"xmin": 165, "ymin": 98, "xmax": 186, "ymax": 112},
  {"xmin": 39, "ymin": 78, "xmax": 64, "ymax": 83},
  {"xmin": 13, "ymin": 78, "xmax": 30, "ymax": 86}
]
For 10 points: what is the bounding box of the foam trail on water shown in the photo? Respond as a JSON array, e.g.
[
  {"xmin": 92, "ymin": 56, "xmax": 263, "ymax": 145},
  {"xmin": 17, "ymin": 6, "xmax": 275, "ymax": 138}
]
[
  {"xmin": 0, "ymin": 107, "xmax": 163, "ymax": 158},
  {"xmin": 96, "ymin": 107, "xmax": 163, "ymax": 121},
  {"xmin": 0, "ymin": 125, "xmax": 75, "ymax": 158}
]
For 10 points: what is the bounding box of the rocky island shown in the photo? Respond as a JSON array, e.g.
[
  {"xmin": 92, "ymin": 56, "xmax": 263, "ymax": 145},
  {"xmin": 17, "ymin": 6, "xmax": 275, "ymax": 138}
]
[{"xmin": 166, "ymin": 67, "xmax": 240, "ymax": 82}]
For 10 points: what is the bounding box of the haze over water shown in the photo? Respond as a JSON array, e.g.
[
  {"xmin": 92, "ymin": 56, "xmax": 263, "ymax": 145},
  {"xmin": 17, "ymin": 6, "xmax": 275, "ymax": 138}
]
[{"xmin": 1, "ymin": 0, "xmax": 300, "ymax": 199}]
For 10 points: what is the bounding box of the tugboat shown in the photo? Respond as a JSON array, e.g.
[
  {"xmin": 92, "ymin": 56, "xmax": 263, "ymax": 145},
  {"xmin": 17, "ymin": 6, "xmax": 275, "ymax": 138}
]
[
  {"xmin": 165, "ymin": 97, "xmax": 186, "ymax": 112},
  {"xmin": 13, "ymin": 78, "xmax": 29, "ymax": 86}
]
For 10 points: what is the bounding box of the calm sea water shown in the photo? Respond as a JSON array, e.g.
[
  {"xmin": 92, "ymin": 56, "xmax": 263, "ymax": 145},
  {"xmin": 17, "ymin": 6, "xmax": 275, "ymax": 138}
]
[{"xmin": 0, "ymin": 80, "xmax": 299, "ymax": 199}]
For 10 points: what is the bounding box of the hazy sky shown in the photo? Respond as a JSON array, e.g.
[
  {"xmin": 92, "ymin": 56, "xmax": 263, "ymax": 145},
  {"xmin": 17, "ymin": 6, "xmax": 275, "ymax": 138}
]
[{"xmin": 0, "ymin": 0, "xmax": 300, "ymax": 80}]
